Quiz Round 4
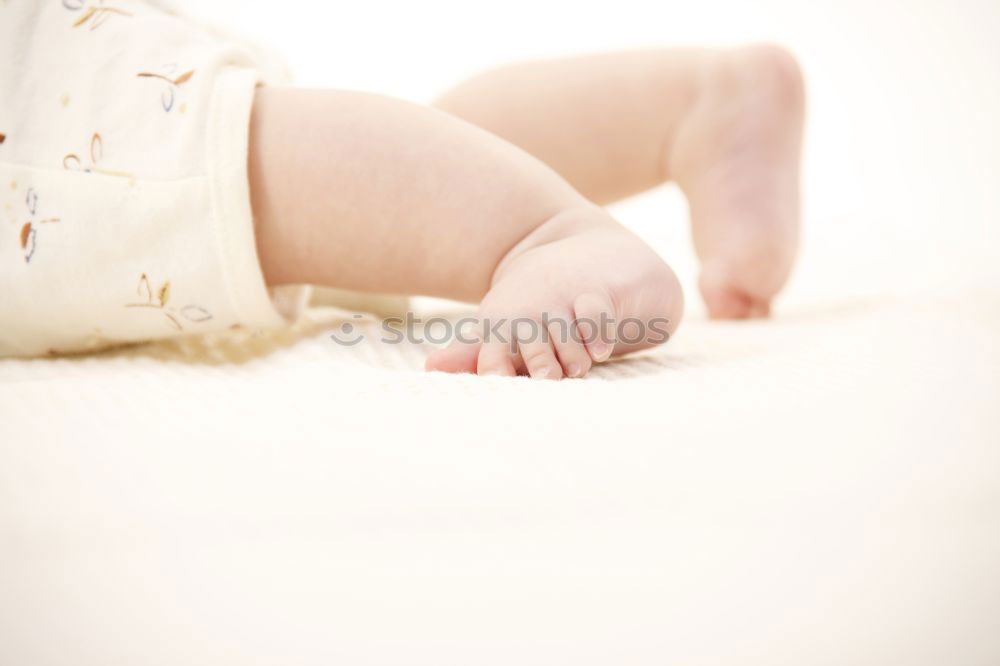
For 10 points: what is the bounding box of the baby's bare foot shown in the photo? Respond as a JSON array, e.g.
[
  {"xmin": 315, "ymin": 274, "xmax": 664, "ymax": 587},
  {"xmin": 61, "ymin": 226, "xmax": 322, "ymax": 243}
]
[
  {"xmin": 671, "ymin": 45, "xmax": 805, "ymax": 319},
  {"xmin": 425, "ymin": 206, "xmax": 683, "ymax": 379}
]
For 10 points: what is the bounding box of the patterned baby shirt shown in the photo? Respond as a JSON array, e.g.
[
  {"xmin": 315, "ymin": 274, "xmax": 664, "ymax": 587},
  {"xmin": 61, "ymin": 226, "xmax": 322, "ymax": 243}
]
[{"xmin": 0, "ymin": 0, "xmax": 305, "ymax": 356}]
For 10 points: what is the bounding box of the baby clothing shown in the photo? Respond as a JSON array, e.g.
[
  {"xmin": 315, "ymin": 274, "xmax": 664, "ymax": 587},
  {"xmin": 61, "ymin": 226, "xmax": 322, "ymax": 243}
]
[{"xmin": 0, "ymin": 1, "xmax": 305, "ymax": 356}]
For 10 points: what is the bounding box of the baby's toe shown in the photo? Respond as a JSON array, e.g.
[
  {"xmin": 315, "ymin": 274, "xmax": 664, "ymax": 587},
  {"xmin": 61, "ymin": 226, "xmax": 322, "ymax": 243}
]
[
  {"xmin": 699, "ymin": 257, "xmax": 781, "ymax": 320},
  {"xmin": 514, "ymin": 319, "xmax": 563, "ymax": 380},
  {"xmin": 748, "ymin": 300, "xmax": 771, "ymax": 318},
  {"xmin": 477, "ymin": 323, "xmax": 518, "ymax": 377},
  {"xmin": 573, "ymin": 292, "xmax": 617, "ymax": 363},
  {"xmin": 699, "ymin": 269, "xmax": 772, "ymax": 320},
  {"xmin": 547, "ymin": 311, "xmax": 592, "ymax": 378},
  {"xmin": 425, "ymin": 338, "xmax": 481, "ymax": 374}
]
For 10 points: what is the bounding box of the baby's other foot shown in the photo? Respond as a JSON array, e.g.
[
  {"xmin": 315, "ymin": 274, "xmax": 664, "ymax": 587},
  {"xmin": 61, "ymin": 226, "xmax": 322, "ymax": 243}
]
[
  {"xmin": 670, "ymin": 45, "xmax": 805, "ymax": 319},
  {"xmin": 426, "ymin": 207, "xmax": 683, "ymax": 379}
]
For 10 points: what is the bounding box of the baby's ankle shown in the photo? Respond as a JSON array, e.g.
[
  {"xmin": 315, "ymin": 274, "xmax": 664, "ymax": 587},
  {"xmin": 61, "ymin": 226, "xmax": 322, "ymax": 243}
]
[{"xmin": 490, "ymin": 204, "xmax": 620, "ymax": 287}]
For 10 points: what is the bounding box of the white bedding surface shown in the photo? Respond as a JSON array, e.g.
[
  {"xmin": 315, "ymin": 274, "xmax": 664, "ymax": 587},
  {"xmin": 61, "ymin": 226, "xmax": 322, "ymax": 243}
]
[{"xmin": 2, "ymin": 280, "xmax": 998, "ymax": 664}]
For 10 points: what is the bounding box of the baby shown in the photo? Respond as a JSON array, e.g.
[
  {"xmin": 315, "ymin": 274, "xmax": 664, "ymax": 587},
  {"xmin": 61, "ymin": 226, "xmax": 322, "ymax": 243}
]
[
  {"xmin": 250, "ymin": 47, "xmax": 804, "ymax": 378},
  {"xmin": 0, "ymin": 4, "xmax": 803, "ymax": 376}
]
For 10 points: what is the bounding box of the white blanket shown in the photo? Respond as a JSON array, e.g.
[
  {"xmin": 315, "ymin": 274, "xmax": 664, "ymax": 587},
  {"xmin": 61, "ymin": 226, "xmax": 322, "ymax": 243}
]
[{"xmin": 1, "ymin": 274, "xmax": 997, "ymax": 664}]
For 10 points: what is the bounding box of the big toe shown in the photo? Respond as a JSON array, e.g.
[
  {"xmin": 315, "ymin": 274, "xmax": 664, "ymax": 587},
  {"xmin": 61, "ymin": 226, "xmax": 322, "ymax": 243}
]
[
  {"xmin": 700, "ymin": 267, "xmax": 772, "ymax": 320},
  {"xmin": 425, "ymin": 339, "xmax": 482, "ymax": 374}
]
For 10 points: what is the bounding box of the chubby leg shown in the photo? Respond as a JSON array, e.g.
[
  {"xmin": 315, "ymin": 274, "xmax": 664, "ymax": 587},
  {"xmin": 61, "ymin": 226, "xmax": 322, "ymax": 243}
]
[
  {"xmin": 434, "ymin": 45, "xmax": 805, "ymax": 319},
  {"xmin": 248, "ymin": 89, "xmax": 682, "ymax": 378}
]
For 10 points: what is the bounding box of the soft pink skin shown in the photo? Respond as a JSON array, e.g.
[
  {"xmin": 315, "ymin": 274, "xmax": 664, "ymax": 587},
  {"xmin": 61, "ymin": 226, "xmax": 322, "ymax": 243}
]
[
  {"xmin": 433, "ymin": 45, "xmax": 806, "ymax": 323},
  {"xmin": 248, "ymin": 46, "xmax": 805, "ymax": 379},
  {"xmin": 447, "ymin": 206, "xmax": 684, "ymax": 379},
  {"xmin": 670, "ymin": 46, "xmax": 805, "ymax": 319}
]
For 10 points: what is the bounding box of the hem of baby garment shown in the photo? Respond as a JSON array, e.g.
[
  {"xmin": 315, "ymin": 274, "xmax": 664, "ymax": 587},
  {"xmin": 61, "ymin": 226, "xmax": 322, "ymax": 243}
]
[{"xmin": 204, "ymin": 65, "xmax": 309, "ymax": 330}]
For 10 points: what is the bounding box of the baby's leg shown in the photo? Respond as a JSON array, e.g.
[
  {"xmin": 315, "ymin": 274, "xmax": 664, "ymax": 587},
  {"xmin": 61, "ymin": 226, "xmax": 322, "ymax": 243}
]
[
  {"xmin": 248, "ymin": 89, "xmax": 682, "ymax": 378},
  {"xmin": 434, "ymin": 46, "xmax": 805, "ymax": 318}
]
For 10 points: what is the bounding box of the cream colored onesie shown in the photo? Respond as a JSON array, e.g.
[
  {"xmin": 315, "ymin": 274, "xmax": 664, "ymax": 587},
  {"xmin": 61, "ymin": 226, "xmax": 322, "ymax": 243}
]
[{"xmin": 0, "ymin": 0, "xmax": 306, "ymax": 357}]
